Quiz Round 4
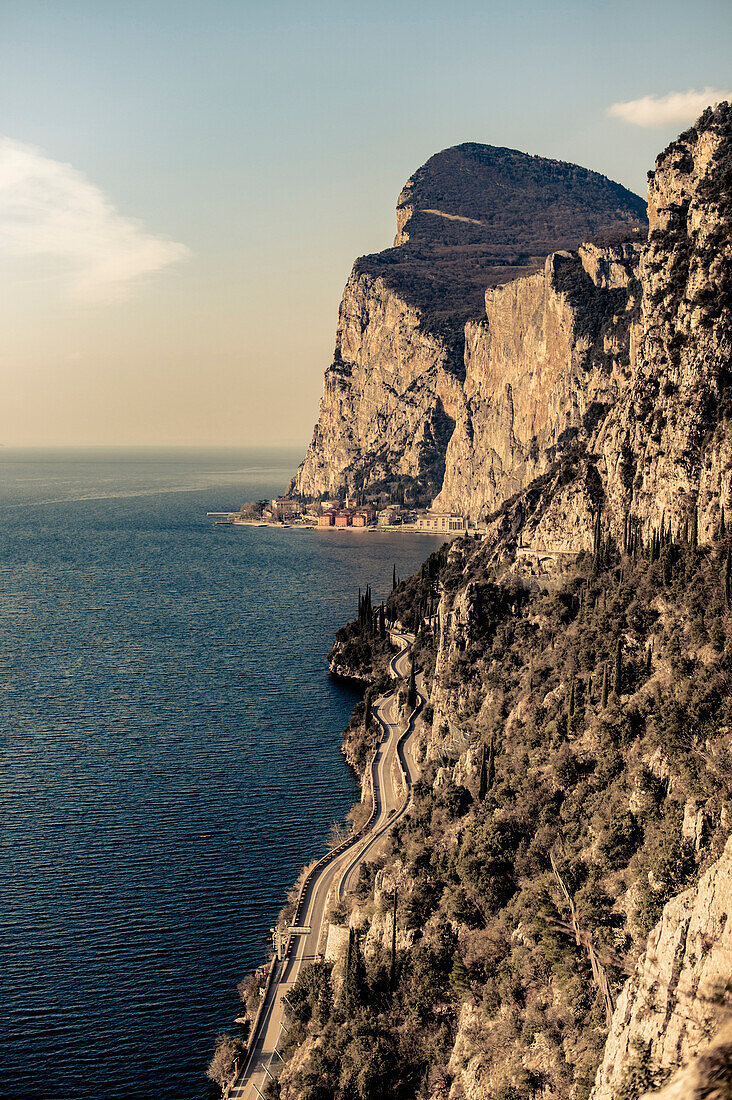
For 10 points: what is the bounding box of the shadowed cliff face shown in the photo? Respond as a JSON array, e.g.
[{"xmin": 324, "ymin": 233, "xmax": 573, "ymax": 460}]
[{"xmin": 290, "ymin": 143, "xmax": 647, "ymax": 504}]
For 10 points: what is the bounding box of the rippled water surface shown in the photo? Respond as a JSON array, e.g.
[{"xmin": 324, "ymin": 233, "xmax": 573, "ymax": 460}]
[{"xmin": 0, "ymin": 448, "xmax": 441, "ymax": 1099}]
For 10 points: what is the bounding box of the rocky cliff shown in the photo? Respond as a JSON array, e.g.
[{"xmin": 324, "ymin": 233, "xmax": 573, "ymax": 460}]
[
  {"xmin": 439, "ymin": 104, "xmax": 732, "ymax": 550},
  {"xmin": 598, "ymin": 105, "xmax": 732, "ymax": 547},
  {"xmin": 229, "ymin": 112, "xmax": 732, "ymax": 1100},
  {"xmin": 591, "ymin": 836, "xmax": 732, "ymax": 1099},
  {"xmin": 433, "ymin": 243, "xmax": 642, "ymax": 520},
  {"xmin": 293, "ymin": 108, "xmax": 732, "ymax": 558},
  {"xmin": 290, "ymin": 144, "xmax": 647, "ymax": 505}
]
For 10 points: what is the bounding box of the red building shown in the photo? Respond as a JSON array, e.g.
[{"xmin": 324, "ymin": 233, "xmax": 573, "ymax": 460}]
[
  {"xmin": 318, "ymin": 512, "xmax": 334, "ymax": 526},
  {"xmin": 334, "ymin": 512, "xmax": 352, "ymax": 527}
]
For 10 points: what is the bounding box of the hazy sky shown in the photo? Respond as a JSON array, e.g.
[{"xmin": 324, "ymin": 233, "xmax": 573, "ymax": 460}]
[{"xmin": 2, "ymin": 0, "xmax": 730, "ymax": 448}]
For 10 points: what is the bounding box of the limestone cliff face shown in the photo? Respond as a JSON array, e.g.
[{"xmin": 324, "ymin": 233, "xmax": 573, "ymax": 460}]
[
  {"xmin": 598, "ymin": 104, "xmax": 732, "ymax": 545},
  {"xmin": 291, "ymin": 269, "xmax": 463, "ymax": 503},
  {"xmin": 293, "ymin": 109, "xmax": 732, "ymax": 560},
  {"xmin": 435, "ymin": 105, "xmax": 732, "ymax": 541},
  {"xmin": 433, "ymin": 244, "xmax": 641, "ymax": 520},
  {"xmin": 291, "ymin": 143, "xmax": 647, "ymax": 504},
  {"xmin": 590, "ymin": 836, "xmax": 732, "ymax": 1100}
]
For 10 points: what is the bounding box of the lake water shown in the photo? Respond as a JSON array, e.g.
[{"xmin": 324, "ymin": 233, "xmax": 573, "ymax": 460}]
[{"xmin": 0, "ymin": 448, "xmax": 441, "ymax": 1099}]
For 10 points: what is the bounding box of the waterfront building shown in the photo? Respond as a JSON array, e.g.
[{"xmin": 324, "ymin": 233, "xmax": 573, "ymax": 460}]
[
  {"xmin": 318, "ymin": 512, "xmax": 335, "ymax": 526},
  {"xmin": 271, "ymin": 497, "xmax": 299, "ymax": 517},
  {"xmin": 377, "ymin": 506, "xmax": 400, "ymax": 526},
  {"xmin": 334, "ymin": 512, "xmax": 352, "ymax": 527},
  {"xmin": 416, "ymin": 511, "xmax": 467, "ymax": 533}
]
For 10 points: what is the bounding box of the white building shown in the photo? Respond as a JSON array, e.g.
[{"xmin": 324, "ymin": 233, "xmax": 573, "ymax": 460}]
[{"xmin": 416, "ymin": 511, "xmax": 467, "ymax": 533}]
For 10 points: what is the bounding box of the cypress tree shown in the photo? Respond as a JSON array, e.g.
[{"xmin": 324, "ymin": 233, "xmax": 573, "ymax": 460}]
[
  {"xmin": 486, "ymin": 733, "xmax": 495, "ymax": 791},
  {"xmin": 349, "ymin": 931, "xmax": 366, "ymax": 1006},
  {"xmin": 478, "ymin": 742, "xmax": 488, "ymax": 800},
  {"xmin": 389, "ymin": 890, "xmax": 398, "ymax": 987},
  {"xmin": 407, "ymin": 655, "xmax": 417, "ymax": 711},
  {"xmin": 364, "ymin": 689, "xmax": 372, "ymax": 729},
  {"xmin": 593, "ymin": 510, "xmax": 602, "ymax": 558},
  {"xmin": 342, "ymin": 929, "xmax": 354, "ymax": 1011},
  {"xmin": 614, "ymin": 637, "xmax": 623, "ymax": 697},
  {"xmin": 601, "ymin": 662, "xmax": 609, "ymax": 709},
  {"xmin": 379, "ymin": 603, "xmax": 386, "ymax": 641},
  {"xmin": 392, "ymin": 564, "xmax": 397, "ymax": 591}
]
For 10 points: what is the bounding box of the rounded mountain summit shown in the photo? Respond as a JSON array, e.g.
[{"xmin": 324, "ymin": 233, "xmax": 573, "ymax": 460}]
[{"xmin": 356, "ymin": 142, "xmax": 647, "ymax": 331}]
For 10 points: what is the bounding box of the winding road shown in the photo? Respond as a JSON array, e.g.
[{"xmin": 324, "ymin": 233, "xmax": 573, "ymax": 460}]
[{"xmin": 227, "ymin": 631, "xmax": 423, "ymax": 1100}]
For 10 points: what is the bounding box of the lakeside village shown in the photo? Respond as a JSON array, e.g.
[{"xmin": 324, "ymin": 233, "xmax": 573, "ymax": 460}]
[{"xmin": 207, "ymin": 495, "xmax": 476, "ymax": 535}]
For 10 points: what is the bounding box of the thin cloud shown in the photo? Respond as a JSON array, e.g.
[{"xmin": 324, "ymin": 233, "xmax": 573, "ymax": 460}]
[
  {"xmin": 607, "ymin": 87, "xmax": 732, "ymax": 129},
  {"xmin": 0, "ymin": 137, "xmax": 190, "ymax": 301}
]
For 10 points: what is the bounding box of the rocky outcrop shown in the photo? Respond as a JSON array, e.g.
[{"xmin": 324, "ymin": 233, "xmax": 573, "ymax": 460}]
[
  {"xmin": 433, "ymin": 244, "xmax": 641, "ymax": 520},
  {"xmin": 645, "ymin": 1022, "xmax": 732, "ymax": 1099},
  {"xmin": 598, "ymin": 104, "xmax": 732, "ymax": 545},
  {"xmin": 292, "ymin": 269, "xmax": 464, "ymax": 504},
  {"xmin": 291, "ymin": 143, "xmax": 647, "ymax": 504},
  {"xmin": 591, "ymin": 836, "xmax": 732, "ymax": 1099},
  {"xmin": 436, "ymin": 105, "xmax": 732, "ymax": 541},
  {"xmin": 293, "ymin": 107, "xmax": 732, "ymax": 562}
]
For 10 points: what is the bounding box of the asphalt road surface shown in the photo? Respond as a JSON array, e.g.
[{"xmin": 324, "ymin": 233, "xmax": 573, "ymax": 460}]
[{"xmin": 228, "ymin": 631, "xmax": 423, "ymax": 1100}]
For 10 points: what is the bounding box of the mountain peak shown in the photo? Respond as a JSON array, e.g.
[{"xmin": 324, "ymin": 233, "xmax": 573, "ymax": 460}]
[{"xmin": 353, "ymin": 143, "xmax": 647, "ymax": 335}]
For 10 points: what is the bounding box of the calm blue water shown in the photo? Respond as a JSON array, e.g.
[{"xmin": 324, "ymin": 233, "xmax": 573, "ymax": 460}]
[{"xmin": 0, "ymin": 448, "xmax": 440, "ymax": 1100}]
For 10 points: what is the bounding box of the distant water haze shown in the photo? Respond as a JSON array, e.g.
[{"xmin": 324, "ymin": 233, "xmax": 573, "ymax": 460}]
[{"xmin": 0, "ymin": 447, "xmax": 442, "ymax": 1099}]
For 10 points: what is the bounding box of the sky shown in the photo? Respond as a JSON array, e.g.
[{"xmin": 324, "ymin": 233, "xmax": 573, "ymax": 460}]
[{"xmin": 1, "ymin": 0, "xmax": 730, "ymax": 448}]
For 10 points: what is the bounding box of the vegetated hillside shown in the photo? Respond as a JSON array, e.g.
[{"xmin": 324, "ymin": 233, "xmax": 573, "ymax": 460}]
[
  {"xmin": 272, "ymin": 107, "xmax": 732, "ymax": 1098},
  {"xmin": 360, "ymin": 143, "xmax": 647, "ymax": 336},
  {"xmin": 273, "ymin": 529, "xmax": 732, "ymax": 1100}
]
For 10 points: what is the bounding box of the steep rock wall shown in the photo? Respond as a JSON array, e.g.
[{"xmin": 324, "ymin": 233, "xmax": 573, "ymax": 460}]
[
  {"xmin": 434, "ymin": 244, "xmax": 641, "ymax": 520},
  {"xmin": 598, "ymin": 105, "xmax": 732, "ymax": 545},
  {"xmin": 293, "ymin": 108, "xmax": 731, "ymax": 559},
  {"xmin": 291, "ymin": 142, "xmax": 647, "ymax": 504},
  {"xmin": 290, "ymin": 269, "xmax": 463, "ymax": 503},
  {"xmin": 591, "ymin": 836, "xmax": 732, "ymax": 1099}
]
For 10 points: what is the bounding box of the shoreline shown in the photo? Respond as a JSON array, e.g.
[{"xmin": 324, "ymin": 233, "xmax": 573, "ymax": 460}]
[
  {"xmin": 223, "ymin": 627, "xmax": 419, "ymax": 1098},
  {"xmin": 210, "ymin": 518, "xmax": 470, "ymax": 536}
]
